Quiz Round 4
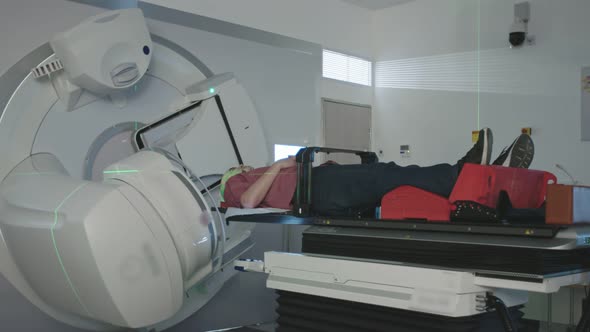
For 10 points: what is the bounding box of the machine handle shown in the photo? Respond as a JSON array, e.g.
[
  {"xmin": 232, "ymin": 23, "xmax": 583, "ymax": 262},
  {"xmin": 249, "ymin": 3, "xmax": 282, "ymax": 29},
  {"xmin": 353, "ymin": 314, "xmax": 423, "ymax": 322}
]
[
  {"xmin": 293, "ymin": 147, "xmax": 378, "ymax": 217},
  {"xmin": 234, "ymin": 259, "xmax": 265, "ymax": 273},
  {"xmin": 295, "ymin": 146, "xmax": 378, "ymax": 164}
]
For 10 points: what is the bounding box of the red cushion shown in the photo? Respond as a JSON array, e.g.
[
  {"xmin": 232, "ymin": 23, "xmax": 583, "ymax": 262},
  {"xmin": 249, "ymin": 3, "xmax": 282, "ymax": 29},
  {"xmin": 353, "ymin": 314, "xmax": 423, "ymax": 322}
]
[
  {"xmin": 449, "ymin": 164, "xmax": 556, "ymax": 209},
  {"xmin": 380, "ymin": 165, "xmax": 557, "ymax": 222},
  {"xmin": 381, "ymin": 186, "xmax": 451, "ymax": 222}
]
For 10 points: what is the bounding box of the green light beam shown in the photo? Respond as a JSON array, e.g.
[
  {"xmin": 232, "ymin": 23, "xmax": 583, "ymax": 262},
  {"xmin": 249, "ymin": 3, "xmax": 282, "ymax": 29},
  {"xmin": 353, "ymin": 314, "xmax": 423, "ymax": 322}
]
[
  {"xmin": 51, "ymin": 183, "xmax": 92, "ymax": 316},
  {"xmin": 477, "ymin": 0, "xmax": 481, "ymax": 129}
]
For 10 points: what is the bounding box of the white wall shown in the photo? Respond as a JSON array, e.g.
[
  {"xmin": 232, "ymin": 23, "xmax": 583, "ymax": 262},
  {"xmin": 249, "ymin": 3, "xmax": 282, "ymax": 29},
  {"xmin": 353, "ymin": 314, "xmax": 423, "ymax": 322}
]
[
  {"xmin": 321, "ymin": 79, "xmax": 373, "ymax": 107},
  {"xmin": 143, "ymin": 0, "xmax": 375, "ymax": 108},
  {"xmin": 373, "ymin": 0, "xmax": 590, "ymax": 184},
  {"xmin": 372, "ymin": 0, "xmax": 480, "ymax": 165},
  {"xmin": 0, "ymin": 0, "xmax": 103, "ymax": 75},
  {"xmin": 372, "ymin": 0, "xmax": 590, "ymax": 324},
  {"xmin": 142, "ymin": 0, "xmax": 373, "ymax": 58}
]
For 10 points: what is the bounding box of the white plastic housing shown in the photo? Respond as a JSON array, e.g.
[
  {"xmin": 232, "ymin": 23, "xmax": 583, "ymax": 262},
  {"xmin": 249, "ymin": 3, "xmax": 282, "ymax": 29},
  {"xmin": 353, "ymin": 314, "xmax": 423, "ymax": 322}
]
[
  {"xmin": 103, "ymin": 151, "xmax": 214, "ymax": 289},
  {"xmin": 50, "ymin": 9, "xmax": 152, "ymax": 95},
  {"xmin": 0, "ymin": 7, "xmax": 267, "ymax": 330},
  {"xmin": 0, "ymin": 152, "xmax": 215, "ymax": 328},
  {"xmin": 263, "ymin": 252, "xmax": 529, "ymax": 318}
]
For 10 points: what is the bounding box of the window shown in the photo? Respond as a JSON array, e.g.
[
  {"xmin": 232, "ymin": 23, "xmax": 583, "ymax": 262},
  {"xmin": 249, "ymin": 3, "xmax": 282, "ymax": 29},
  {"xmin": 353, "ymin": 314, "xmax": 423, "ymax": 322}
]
[
  {"xmin": 274, "ymin": 144, "xmax": 304, "ymax": 162},
  {"xmin": 323, "ymin": 49, "xmax": 372, "ymax": 86}
]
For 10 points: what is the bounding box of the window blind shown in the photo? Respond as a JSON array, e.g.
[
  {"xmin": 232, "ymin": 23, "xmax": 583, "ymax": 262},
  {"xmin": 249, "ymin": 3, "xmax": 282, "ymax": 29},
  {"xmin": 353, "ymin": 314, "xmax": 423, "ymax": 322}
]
[{"xmin": 323, "ymin": 50, "xmax": 372, "ymax": 86}]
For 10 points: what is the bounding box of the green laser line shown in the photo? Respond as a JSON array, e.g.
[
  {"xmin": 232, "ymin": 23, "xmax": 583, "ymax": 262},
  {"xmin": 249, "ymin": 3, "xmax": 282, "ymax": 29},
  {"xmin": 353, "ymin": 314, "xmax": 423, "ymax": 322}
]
[{"xmin": 51, "ymin": 183, "xmax": 91, "ymax": 316}]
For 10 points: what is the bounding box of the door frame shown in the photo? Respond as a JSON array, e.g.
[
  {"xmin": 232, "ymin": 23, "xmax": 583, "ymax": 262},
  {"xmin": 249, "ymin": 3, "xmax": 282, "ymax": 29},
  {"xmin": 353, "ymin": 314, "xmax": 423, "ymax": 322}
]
[{"xmin": 321, "ymin": 97, "xmax": 373, "ymax": 150}]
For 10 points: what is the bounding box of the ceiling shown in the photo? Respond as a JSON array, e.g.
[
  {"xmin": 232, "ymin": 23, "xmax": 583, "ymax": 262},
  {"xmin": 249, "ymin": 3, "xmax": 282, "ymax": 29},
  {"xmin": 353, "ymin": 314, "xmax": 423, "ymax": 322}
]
[{"xmin": 338, "ymin": 0, "xmax": 414, "ymax": 11}]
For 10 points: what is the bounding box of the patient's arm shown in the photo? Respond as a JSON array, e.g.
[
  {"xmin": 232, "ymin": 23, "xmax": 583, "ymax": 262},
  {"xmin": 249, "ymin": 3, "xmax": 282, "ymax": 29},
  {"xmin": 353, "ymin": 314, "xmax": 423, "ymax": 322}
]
[{"xmin": 240, "ymin": 157, "xmax": 295, "ymax": 208}]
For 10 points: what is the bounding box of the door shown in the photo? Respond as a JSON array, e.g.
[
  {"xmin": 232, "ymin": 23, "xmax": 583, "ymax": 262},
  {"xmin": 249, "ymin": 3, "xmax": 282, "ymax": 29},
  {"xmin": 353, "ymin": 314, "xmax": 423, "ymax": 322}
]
[{"xmin": 322, "ymin": 99, "xmax": 372, "ymax": 165}]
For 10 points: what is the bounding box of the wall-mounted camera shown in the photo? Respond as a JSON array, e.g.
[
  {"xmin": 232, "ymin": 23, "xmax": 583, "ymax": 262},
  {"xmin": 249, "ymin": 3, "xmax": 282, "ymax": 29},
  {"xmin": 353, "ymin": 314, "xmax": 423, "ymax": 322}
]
[
  {"xmin": 510, "ymin": 18, "xmax": 527, "ymax": 47},
  {"xmin": 509, "ymin": 2, "xmax": 531, "ymax": 48}
]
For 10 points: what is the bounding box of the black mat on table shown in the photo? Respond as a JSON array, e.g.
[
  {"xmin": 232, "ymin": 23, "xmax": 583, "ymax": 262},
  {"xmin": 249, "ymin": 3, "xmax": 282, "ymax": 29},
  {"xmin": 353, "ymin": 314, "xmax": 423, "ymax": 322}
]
[
  {"xmin": 302, "ymin": 232, "xmax": 590, "ymax": 276},
  {"xmin": 275, "ymin": 291, "xmax": 527, "ymax": 332}
]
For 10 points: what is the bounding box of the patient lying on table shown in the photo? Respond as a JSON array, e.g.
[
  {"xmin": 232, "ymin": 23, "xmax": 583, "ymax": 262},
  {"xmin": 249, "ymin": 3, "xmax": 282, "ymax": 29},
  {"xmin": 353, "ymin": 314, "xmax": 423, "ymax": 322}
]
[{"xmin": 220, "ymin": 128, "xmax": 534, "ymax": 216}]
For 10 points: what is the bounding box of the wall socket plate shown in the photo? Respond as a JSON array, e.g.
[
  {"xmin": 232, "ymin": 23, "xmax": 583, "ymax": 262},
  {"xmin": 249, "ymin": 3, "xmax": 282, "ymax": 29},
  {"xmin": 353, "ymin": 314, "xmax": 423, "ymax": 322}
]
[{"xmin": 400, "ymin": 145, "xmax": 411, "ymax": 158}]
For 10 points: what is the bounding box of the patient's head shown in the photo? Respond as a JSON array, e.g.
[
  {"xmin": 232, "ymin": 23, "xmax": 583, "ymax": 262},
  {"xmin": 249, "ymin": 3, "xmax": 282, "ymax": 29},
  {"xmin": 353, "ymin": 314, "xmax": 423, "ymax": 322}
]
[{"xmin": 220, "ymin": 165, "xmax": 253, "ymax": 202}]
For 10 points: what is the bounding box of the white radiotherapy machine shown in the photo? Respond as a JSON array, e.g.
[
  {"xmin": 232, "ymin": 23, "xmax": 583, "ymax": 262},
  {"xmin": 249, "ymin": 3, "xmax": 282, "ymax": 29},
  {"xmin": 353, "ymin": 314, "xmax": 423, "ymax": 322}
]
[{"xmin": 0, "ymin": 9, "xmax": 269, "ymax": 331}]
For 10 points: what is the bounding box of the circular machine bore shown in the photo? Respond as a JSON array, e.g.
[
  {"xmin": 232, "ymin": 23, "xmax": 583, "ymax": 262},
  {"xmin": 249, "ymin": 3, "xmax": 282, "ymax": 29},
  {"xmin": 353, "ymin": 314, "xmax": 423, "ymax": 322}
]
[
  {"xmin": 32, "ymin": 75, "xmax": 182, "ymax": 179},
  {"xmin": 84, "ymin": 122, "xmax": 145, "ymax": 181}
]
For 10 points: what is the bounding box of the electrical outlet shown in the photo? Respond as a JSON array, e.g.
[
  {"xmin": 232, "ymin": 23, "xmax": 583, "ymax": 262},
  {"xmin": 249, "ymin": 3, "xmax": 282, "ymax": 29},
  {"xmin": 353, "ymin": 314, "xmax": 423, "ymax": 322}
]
[{"xmin": 400, "ymin": 145, "xmax": 411, "ymax": 158}]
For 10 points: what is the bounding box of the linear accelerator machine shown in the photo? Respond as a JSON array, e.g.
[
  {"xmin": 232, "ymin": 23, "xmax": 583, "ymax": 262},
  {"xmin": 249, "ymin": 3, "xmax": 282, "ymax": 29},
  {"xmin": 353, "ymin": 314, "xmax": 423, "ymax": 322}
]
[
  {"xmin": 1, "ymin": 7, "xmax": 589, "ymax": 332},
  {"xmin": 0, "ymin": 9, "xmax": 269, "ymax": 331}
]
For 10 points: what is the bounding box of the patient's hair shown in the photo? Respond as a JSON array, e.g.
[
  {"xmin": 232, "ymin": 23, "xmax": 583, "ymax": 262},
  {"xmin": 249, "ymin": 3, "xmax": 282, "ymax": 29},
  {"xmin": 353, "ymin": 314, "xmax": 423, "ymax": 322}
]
[{"xmin": 219, "ymin": 165, "xmax": 253, "ymax": 202}]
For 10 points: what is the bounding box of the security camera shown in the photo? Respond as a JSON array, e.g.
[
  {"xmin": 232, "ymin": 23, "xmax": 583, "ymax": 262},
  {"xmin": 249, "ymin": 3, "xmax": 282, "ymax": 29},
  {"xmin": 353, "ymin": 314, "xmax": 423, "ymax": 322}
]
[
  {"xmin": 509, "ymin": 2, "xmax": 531, "ymax": 48},
  {"xmin": 509, "ymin": 18, "xmax": 527, "ymax": 47}
]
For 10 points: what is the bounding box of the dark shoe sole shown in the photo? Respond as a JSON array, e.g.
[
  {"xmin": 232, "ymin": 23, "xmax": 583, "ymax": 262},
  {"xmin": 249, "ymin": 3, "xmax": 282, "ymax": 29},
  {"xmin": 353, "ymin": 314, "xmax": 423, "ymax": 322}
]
[
  {"xmin": 502, "ymin": 134, "xmax": 534, "ymax": 168},
  {"xmin": 481, "ymin": 129, "xmax": 493, "ymax": 165}
]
